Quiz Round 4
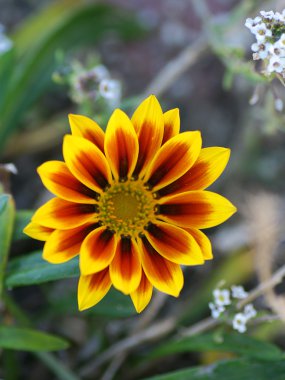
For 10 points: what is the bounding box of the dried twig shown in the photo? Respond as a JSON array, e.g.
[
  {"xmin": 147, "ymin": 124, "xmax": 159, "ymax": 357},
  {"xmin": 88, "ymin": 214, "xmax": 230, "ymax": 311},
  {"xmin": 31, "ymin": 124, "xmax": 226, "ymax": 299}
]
[
  {"xmin": 143, "ymin": 36, "xmax": 208, "ymax": 97},
  {"xmin": 244, "ymin": 193, "xmax": 285, "ymax": 321},
  {"xmin": 178, "ymin": 317, "xmax": 219, "ymax": 338},
  {"xmin": 100, "ymin": 354, "xmax": 126, "ymax": 380},
  {"xmin": 100, "ymin": 291, "xmax": 168, "ymax": 380},
  {"xmin": 237, "ymin": 264, "xmax": 285, "ymax": 309},
  {"xmin": 80, "ymin": 317, "xmax": 176, "ymax": 377}
]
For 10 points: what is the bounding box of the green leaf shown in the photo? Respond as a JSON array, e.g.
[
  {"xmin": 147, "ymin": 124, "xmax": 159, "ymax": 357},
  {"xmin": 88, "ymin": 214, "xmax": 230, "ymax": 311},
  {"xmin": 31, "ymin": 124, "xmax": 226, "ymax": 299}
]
[
  {"xmin": 5, "ymin": 251, "xmax": 79, "ymax": 288},
  {"xmin": 12, "ymin": 210, "xmax": 34, "ymax": 241},
  {"xmin": 48, "ymin": 287, "xmax": 135, "ymax": 318},
  {"xmin": 0, "ymin": 194, "xmax": 15, "ymax": 298},
  {"xmin": 0, "ymin": 326, "xmax": 69, "ymax": 352},
  {"xmin": 90, "ymin": 289, "xmax": 136, "ymax": 317},
  {"xmin": 143, "ymin": 359, "xmax": 285, "ymax": 380},
  {"xmin": 150, "ymin": 332, "xmax": 285, "ymax": 362}
]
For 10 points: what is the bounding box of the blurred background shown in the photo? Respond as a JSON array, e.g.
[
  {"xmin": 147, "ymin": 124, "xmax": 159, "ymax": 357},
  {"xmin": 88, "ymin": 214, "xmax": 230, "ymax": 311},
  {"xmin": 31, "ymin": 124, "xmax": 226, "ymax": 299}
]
[{"xmin": 1, "ymin": 0, "xmax": 285, "ymax": 379}]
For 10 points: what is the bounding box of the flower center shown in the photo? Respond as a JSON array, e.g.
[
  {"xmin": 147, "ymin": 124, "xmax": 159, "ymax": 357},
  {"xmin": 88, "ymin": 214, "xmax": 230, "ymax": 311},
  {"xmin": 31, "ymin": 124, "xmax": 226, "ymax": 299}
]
[{"xmin": 98, "ymin": 180, "xmax": 156, "ymax": 237}]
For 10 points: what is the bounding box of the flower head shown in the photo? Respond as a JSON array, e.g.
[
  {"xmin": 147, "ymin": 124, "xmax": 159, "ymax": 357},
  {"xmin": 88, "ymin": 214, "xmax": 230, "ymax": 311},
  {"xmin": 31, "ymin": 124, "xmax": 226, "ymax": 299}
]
[{"xmin": 24, "ymin": 95, "xmax": 236, "ymax": 313}]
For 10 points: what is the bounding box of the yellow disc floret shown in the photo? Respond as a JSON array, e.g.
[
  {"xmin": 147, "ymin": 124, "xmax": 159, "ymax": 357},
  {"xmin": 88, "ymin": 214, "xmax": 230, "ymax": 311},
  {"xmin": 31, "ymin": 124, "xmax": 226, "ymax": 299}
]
[{"xmin": 98, "ymin": 180, "xmax": 156, "ymax": 237}]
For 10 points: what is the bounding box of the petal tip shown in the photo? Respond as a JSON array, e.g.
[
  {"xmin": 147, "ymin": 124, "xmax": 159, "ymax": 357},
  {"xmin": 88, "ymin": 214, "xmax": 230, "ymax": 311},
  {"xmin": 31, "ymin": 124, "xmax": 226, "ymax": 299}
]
[
  {"xmin": 68, "ymin": 113, "xmax": 76, "ymax": 121},
  {"xmin": 78, "ymin": 299, "xmax": 89, "ymax": 312}
]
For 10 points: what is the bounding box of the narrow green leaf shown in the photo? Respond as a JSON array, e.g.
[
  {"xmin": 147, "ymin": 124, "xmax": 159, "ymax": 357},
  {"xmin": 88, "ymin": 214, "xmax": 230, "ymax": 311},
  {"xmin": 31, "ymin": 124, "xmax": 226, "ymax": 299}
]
[
  {"xmin": 0, "ymin": 326, "xmax": 69, "ymax": 351},
  {"xmin": 0, "ymin": 194, "xmax": 15, "ymax": 298},
  {"xmin": 143, "ymin": 359, "xmax": 285, "ymax": 380},
  {"xmin": 0, "ymin": 2, "xmax": 144, "ymax": 148},
  {"xmin": 5, "ymin": 251, "xmax": 79, "ymax": 288},
  {"xmin": 36, "ymin": 352, "xmax": 80, "ymax": 380},
  {"xmin": 12, "ymin": 210, "xmax": 34, "ymax": 241},
  {"xmin": 3, "ymin": 295, "xmax": 79, "ymax": 380},
  {"xmin": 150, "ymin": 333, "xmax": 285, "ymax": 362},
  {"xmin": 0, "ymin": 49, "xmax": 15, "ymax": 108}
]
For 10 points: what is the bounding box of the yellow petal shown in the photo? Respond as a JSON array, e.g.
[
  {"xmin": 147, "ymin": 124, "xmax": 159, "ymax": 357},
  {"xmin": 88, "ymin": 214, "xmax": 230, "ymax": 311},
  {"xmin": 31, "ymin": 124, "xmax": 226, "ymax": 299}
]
[
  {"xmin": 43, "ymin": 223, "xmax": 96, "ymax": 264},
  {"xmin": 130, "ymin": 272, "xmax": 153, "ymax": 313},
  {"xmin": 144, "ymin": 131, "xmax": 202, "ymax": 191},
  {"xmin": 157, "ymin": 147, "xmax": 230, "ymax": 197},
  {"xmin": 104, "ymin": 109, "xmax": 139, "ymax": 181},
  {"xmin": 38, "ymin": 160, "xmax": 98, "ymax": 204},
  {"xmin": 32, "ymin": 198, "xmax": 97, "ymax": 229},
  {"xmin": 23, "ymin": 222, "xmax": 53, "ymax": 241},
  {"xmin": 63, "ymin": 135, "xmax": 112, "ymax": 193},
  {"xmin": 109, "ymin": 237, "xmax": 142, "ymax": 294},
  {"xmin": 68, "ymin": 114, "xmax": 105, "ymax": 152},
  {"xmin": 162, "ymin": 108, "xmax": 180, "ymax": 144},
  {"xmin": 138, "ymin": 236, "xmax": 184, "ymax": 297},
  {"xmin": 145, "ymin": 222, "xmax": 204, "ymax": 265},
  {"xmin": 186, "ymin": 228, "xmax": 213, "ymax": 260},
  {"xmin": 80, "ymin": 227, "xmax": 117, "ymax": 275},
  {"xmin": 158, "ymin": 191, "xmax": 237, "ymax": 229},
  {"xmin": 78, "ymin": 269, "xmax": 111, "ymax": 311},
  {"xmin": 131, "ymin": 95, "xmax": 164, "ymax": 178}
]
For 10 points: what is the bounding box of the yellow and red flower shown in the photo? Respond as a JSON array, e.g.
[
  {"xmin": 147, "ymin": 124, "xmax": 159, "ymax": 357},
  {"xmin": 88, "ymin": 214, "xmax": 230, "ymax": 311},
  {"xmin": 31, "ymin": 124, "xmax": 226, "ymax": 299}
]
[{"xmin": 24, "ymin": 95, "xmax": 236, "ymax": 313}]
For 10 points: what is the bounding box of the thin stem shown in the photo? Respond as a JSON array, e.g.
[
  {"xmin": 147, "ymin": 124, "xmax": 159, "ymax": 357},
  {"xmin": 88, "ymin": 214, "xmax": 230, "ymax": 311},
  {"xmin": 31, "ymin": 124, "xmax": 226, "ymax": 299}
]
[
  {"xmin": 237, "ymin": 264, "xmax": 285, "ymax": 309},
  {"xmin": 143, "ymin": 37, "xmax": 208, "ymax": 97},
  {"xmin": 177, "ymin": 317, "xmax": 219, "ymax": 338},
  {"xmin": 98, "ymin": 291, "xmax": 168, "ymax": 380},
  {"xmin": 80, "ymin": 317, "xmax": 176, "ymax": 377}
]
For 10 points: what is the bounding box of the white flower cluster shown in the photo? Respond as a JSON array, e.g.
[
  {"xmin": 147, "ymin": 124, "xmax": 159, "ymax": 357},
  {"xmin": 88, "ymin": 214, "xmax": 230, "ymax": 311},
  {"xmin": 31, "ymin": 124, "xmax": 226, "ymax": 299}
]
[
  {"xmin": 0, "ymin": 24, "xmax": 13, "ymax": 55},
  {"xmin": 72, "ymin": 64, "xmax": 121, "ymax": 107},
  {"xmin": 245, "ymin": 10, "xmax": 285, "ymax": 77},
  {"xmin": 209, "ymin": 285, "xmax": 257, "ymax": 333}
]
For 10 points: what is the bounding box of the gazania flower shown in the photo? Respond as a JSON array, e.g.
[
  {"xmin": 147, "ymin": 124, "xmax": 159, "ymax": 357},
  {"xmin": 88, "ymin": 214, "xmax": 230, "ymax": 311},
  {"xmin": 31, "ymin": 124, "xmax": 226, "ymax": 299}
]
[{"xmin": 24, "ymin": 95, "xmax": 236, "ymax": 313}]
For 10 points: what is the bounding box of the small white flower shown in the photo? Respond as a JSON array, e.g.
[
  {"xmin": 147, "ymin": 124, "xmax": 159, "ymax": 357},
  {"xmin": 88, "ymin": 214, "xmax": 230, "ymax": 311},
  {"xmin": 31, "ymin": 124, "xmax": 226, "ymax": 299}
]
[
  {"xmin": 253, "ymin": 16, "xmax": 262, "ymax": 24},
  {"xmin": 251, "ymin": 42, "xmax": 271, "ymax": 59},
  {"xmin": 232, "ymin": 313, "xmax": 247, "ymax": 333},
  {"xmin": 260, "ymin": 10, "xmax": 275, "ymax": 20},
  {"xmin": 269, "ymin": 42, "xmax": 285, "ymax": 57},
  {"xmin": 231, "ymin": 285, "xmax": 248, "ymax": 299},
  {"xmin": 267, "ymin": 56, "xmax": 283, "ymax": 73},
  {"xmin": 253, "ymin": 23, "xmax": 272, "ymax": 41},
  {"xmin": 89, "ymin": 65, "xmax": 110, "ymax": 81},
  {"xmin": 251, "ymin": 42, "xmax": 260, "ymax": 52},
  {"xmin": 244, "ymin": 304, "xmax": 257, "ymax": 320},
  {"xmin": 277, "ymin": 34, "xmax": 285, "ymax": 48},
  {"xmin": 245, "ymin": 18, "xmax": 254, "ymax": 29},
  {"xmin": 213, "ymin": 289, "xmax": 231, "ymax": 307},
  {"xmin": 274, "ymin": 12, "xmax": 285, "ymax": 22},
  {"xmin": 99, "ymin": 79, "xmax": 121, "ymax": 100},
  {"xmin": 245, "ymin": 17, "xmax": 263, "ymax": 32},
  {"xmin": 209, "ymin": 302, "xmax": 225, "ymax": 319}
]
